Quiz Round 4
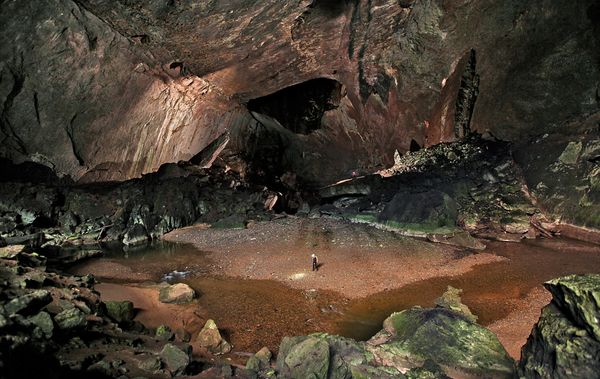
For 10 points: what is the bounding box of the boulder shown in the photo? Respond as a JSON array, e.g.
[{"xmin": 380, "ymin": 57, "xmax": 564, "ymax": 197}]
[
  {"xmin": 0, "ymin": 244, "xmax": 25, "ymax": 259},
  {"xmin": 139, "ymin": 356, "xmax": 162, "ymax": 372},
  {"xmin": 28, "ymin": 311, "xmax": 54, "ymax": 339},
  {"xmin": 369, "ymin": 307, "xmax": 514, "ymax": 378},
  {"xmin": 159, "ymin": 283, "xmax": 196, "ymax": 304},
  {"xmin": 378, "ymin": 190, "xmax": 458, "ymax": 230},
  {"xmin": 519, "ymin": 274, "xmax": 600, "ymax": 378},
  {"xmin": 544, "ymin": 274, "xmax": 600, "ymax": 340},
  {"xmin": 276, "ymin": 333, "xmax": 401, "ymax": 379},
  {"xmin": 54, "ymin": 307, "xmax": 87, "ymax": 330},
  {"xmin": 280, "ymin": 337, "xmax": 330, "ymax": 379},
  {"xmin": 246, "ymin": 346, "xmax": 272, "ymax": 372},
  {"xmin": 104, "ymin": 300, "xmax": 135, "ymax": 324},
  {"xmin": 160, "ymin": 343, "xmax": 190, "ymax": 375},
  {"xmin": 5, "ymin": 290, "xmax": 52, "ymax": 316},
  {"xmin": 197, "ymin": 319, "xmax": 232, "ymax": 354}
]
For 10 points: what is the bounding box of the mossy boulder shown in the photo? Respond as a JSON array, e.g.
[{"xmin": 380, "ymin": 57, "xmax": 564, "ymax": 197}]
[
  {"xmin": 276, "ymin": 334, "xmax": 402, "ymax": 379},
  {"xmin": 544, "ymin": 274, "xmax": 600, "ymax": 340},
  {"xmin": 54, "ymin": 307, "xmax": 87, "ymax": 330},
  {"xmin": 104, "ymin": 300, "xmax": 134, "ymax": 324},
  {"xmin": 28, "ymin": 311, "xmax": 54, "ymax": 339},
  {"xmin": 519, "ymin": 274, "xmax": 600, "ymax": 378},
  {"xmin": 519, "ymin": 303, "xmax": 600, "ymax": 379},
  {"xmin": 368, "ymin": 307, "xmax": 514, "ymax": 378},
  {"xmin": 4, "ymin": 290, "xmax": 51, "ymax": 316},
  {"xmin": 246, "ymin": 346, "xmax": 272, "ymax": 372},
  {"xmin": 378, "ymin": 190, "xmax": 458, "ymax": 229}
]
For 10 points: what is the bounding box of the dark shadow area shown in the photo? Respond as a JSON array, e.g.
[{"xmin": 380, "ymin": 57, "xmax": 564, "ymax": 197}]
[
  {"xmin": 247, "ymin": 78, "xmax": 343, "ymax": 134},
  {"xmin": 0, "ymin": 158, "xmax": 64, "ymax": 184},
  {"xmin": 308, "ymin": 0, "xmax": 353, "ymax": 17}
]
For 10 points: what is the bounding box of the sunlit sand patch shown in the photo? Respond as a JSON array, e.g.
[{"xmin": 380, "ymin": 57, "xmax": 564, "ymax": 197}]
[{"xmin": 289, "ymin": 272, "xmax": 307, "ymax": 280}]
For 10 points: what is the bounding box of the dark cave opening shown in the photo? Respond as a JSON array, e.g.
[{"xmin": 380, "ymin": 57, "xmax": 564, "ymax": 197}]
[{"xmin": 247, "ymin": 78, "xmax": 343, "ymax": 135}]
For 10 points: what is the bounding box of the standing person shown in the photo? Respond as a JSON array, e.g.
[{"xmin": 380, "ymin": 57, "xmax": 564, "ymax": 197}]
[{"xmin": 311, "ymin": 253, "xmax": 318, "ymax": 271}]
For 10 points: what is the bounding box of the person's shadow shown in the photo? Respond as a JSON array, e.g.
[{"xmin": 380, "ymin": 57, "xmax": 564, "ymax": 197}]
[{"xmin": 315, "ymin": 262, "xmax": 324, "ymax": 271}]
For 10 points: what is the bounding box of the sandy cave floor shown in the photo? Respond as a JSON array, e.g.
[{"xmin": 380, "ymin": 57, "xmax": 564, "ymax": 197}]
[{"xmin": 70, "ymin": 217, "xmax": 600, "ymax": 361}]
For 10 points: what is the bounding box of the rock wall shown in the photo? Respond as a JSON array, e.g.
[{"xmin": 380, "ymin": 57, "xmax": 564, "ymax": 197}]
[
  {"xmin": 1, "ymin": 0, "xmax": 598, "ymax": 225},
  {"xmin": 0, "ymin": 0, "xmax": 243, "ymax": 182}
]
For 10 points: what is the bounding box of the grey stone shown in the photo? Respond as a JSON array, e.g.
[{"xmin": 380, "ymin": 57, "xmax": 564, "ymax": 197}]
[
  {"xmin": 197, "ymin": 319, "xmax": 232, "ymax": 355},
  {"xmin": 105, "ymin": 300, "xmax": 135, "ymax": 323},
  {"xmin": 160, "ymin": 343, "xmax": 190, "ymax": 375},
  {"xmin": 139, "ymin": 356, "xmax": 162, "ymax": 372},
  {"xmin": 28, "ymin": 311, "xmax": 54, "ymax": 339},
  {"xmin": 5, "ymin": 290, "xmax": 52, "ymax": 316},
  {"xmin": 156, "ymin": 324, "xmax": 174, "ymax": 341},
  {"xmin": 158, "ymin": 283, "xmax": 196, "ymax": 304},
  {"xmin": 54, "ymin": 307, "xmax": 87, "ymax": 330}
]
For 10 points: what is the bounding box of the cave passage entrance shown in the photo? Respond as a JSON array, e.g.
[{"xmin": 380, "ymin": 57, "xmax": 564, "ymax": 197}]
[{"xmin": 247, "ymin": 78, "xmax": 343, "ymax": 134}]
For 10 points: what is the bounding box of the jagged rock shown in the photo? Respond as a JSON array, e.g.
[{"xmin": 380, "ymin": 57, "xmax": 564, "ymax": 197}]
[
  {"xmin": 156, "ymin": 324, "xmax": 174, "ymax": 341},
  {"xmin": 197, "ymin": 319, "xmax": 232, "ymax": 355},
  {"xmin": 28, "ymin": 311, "xmax": 54, "ymax": 339},
  {"xmin": 159, "ymin": 283, "xmax": 196, "ymax": 304},
  {"xmin": 520, "ymin": 302, "xmax": 600, "ymax": 379},
  {"xmin": 104, "ymin": 300, "xmax": 135, "ymax": 324},
  {"xmin": 5, "ymin": 290, "xmax": 52, "ymax": 316},
  {"xmin": 519, "ymin": 274, "xmax": 600, "ymax": 379},
  {"xmin": 544, "ymin": 274, "xmax": 600, "ymax": 340},
  {"xmin": 434, "ymin": 286, "xmax": 478, "ymax": 323},
  {"xmin": 54, "ymin": 307, "xmax": 87, "ymax": 330},
  {"xmin": 160, "ymin": 343, "xmax": 190, "ymax": 376}
]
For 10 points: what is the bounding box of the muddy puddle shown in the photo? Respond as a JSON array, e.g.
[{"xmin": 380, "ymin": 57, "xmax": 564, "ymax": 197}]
[{"xmin": 70, "ymin": 236, "xmax": 600, "ymax": 357}]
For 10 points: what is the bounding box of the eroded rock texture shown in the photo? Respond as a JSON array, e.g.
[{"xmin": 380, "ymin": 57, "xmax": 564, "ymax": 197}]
[{"xmin": 1, "ymin": 0, "xmax": 599, "ymax": 225}]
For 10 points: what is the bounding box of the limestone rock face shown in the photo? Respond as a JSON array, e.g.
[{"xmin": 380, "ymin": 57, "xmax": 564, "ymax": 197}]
[
  {"xmin": 1, "ymin": 0, "xmax": 597, "ymax": 195},
  {"xmin": 520, "ymin": 274, "xmax": 600, "ymax": 379}
]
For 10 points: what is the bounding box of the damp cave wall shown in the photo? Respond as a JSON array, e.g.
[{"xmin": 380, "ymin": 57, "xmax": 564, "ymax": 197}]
[{"xmin": 0, "ymin": 0, "xmax": 599, "ymax": 227}]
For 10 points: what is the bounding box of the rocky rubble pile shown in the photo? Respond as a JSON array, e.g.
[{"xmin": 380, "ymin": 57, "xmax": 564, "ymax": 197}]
[
  {"xmin": 0, "ymin": 164, "xmax": 274, "ymax": 250},
  {"xmin": 318, "ymin": 137, "xmax": 539, "ymax": 246},
  {"xmin": 0, "ymin": 244, "xmax": 246, "ymax": 379}
]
